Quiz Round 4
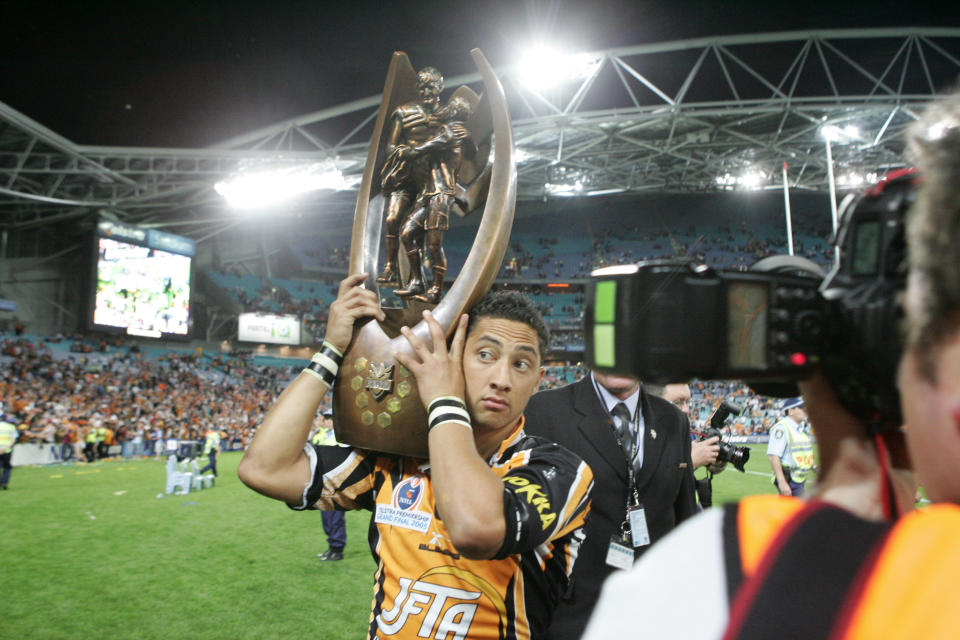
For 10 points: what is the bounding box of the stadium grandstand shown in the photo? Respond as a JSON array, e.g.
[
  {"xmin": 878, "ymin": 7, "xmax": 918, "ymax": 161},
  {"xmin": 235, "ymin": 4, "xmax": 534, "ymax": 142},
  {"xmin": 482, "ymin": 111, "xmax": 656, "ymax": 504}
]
[
  {"xmin": 4, "ymin": 7, "xmax": 960, "ymax": 636},
  {"xmin": 4, "ymin": 27, "xmax": 960, "ymax": 462}
]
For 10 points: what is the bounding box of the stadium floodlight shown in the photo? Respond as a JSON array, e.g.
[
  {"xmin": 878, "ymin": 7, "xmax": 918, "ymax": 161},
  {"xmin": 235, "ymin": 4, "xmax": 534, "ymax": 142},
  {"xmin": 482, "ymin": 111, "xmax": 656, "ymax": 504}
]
[
  {"xmin": 820, "ymin": 124, "xmax": 861, "ymax": 144},
  {"xmin": 716, "ymin": 170, "xmax": 766, "ymax": 190},
  {"xmin": 215, "ymin": 161, "xmax": 358, "ymax": 210},
  {"xmin": 738, "ymin": 170, "xmax": 766, "ymax": 190},
  {"xmin": 838, "ymin": 172, "xmax": 863, "ymax": 188},
  {"xmin": 716, "ymin": 173, "xmax": 738, "ymax": 188},
  {"xmin": 821, "ymin": 124, "xmax": 842, "ymax": 142},
  {"xmin": 515, "ymin": 45, "xmax": 601, "ymax": 91},
  {"xmin": 837, "ymin": 170, "xmax": 880, "ymax": 189},
  {"xmin": 545, "ymin": 181, "xmax": 584, "ymax": 196}
]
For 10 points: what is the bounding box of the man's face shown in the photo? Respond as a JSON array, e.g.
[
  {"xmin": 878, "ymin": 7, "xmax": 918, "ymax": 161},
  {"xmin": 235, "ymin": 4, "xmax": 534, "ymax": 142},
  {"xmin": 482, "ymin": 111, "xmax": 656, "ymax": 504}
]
[
  {"xmin": 897, "ymin": 337, "xmax": 960, "ymax": 503},
  {"xmin": 417, "ymin": 77, "xmax": 441, "ymax": 109},
  {"xmin": 788, "ymin": 406, "xmax": 807, "ymax": 422},
  {"xmin": 592, "ymin": 371, "xmax": 640, "ymax": 399},
  {"xmin": 662, "ymin": 383, "xmax": 692, "ymax": 417},
  {"xmin": 462, "ymin": 317, "xmax": 544, "ymax": 434}
]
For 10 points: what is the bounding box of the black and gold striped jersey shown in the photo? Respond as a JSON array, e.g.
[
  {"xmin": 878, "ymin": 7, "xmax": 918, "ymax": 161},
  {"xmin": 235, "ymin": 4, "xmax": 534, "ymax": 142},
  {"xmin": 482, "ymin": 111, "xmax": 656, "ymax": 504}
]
[{"xmin": 291, "ymin": 417, "xmax": 593, "ymax": 640}]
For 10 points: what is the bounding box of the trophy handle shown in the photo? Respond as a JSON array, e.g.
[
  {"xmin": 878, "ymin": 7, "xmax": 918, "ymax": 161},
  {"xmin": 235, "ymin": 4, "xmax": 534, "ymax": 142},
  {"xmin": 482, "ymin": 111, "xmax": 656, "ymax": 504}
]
[{"xmin": 335, "ymin": 49, "xmax": 516, "ymax": 457}]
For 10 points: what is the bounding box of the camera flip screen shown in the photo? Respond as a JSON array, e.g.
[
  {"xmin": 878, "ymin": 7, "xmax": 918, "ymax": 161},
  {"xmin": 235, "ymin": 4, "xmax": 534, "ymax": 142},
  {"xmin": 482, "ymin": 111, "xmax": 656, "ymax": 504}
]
[
  {"xmin": 727, "ymin": 281, "xmax": 768, "ymax": 370},
  {"xmin": 852, "ymin": 220, "xmax": 882, "ymax": 276}
]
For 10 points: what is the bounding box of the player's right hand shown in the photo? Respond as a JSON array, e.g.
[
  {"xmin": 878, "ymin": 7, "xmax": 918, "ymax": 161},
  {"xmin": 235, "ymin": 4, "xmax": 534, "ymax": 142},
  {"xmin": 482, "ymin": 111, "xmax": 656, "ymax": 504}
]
[{"xmin": 323, "ymin": 273, "xmax": 384, "ymax": 353}]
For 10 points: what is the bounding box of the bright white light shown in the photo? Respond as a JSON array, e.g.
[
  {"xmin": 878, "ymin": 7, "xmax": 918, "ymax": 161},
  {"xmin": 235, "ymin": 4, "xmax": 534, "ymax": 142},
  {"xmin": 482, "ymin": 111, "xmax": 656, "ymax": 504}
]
[
  {"xmin": 837, "ymin": 172, "xmax": 864, "ymax": 188},
  {"xmin": 516, "ymin": 46, "xmax": 601, "ymax": 91},
  {"xmin": 925, "ymin": 117, "xmax": 959, "ymax": 141},
  {"xmin": 821, "ymin": 124, "xmax": 861, "ymax": 143},
  {"xmin": 215, "ymin": 161, "xmax": 359, "ymax": 209},
  {"xmin": 715, "ymin": 170, "xmax": 767, "ymax": 190},
  {"xmin": 821, "ymin": 125, "xmax": 842, "ymax": 142},
  {"xmin": 127, "ymin": 327, "xmax": 161, "ymax": 338},
  {"xmin": 739, "ymin": 171, "xmax": 765, "ymax": 189},
  {"xmin": 837, "ymin": 170, "xmax": 880, "ymax": 189},
  {"xmin": 514, "ymin": 147, "xmax": 537, "ymax": 164},
  {"xmin": 587, "ymin": 188, "xmax": 627, "ymax": 197},
  {"xmin": 545, "ymin": 181, "xmax": 585, "ymax": 196},
  {"xmin": 592, "ymin": 264, "xmax": 639, "ymax": 277}
]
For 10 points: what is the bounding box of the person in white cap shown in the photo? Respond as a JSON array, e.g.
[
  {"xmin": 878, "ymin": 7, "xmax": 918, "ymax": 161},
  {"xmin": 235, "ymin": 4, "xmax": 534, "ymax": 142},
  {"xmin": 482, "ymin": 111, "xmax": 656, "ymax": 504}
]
[{"xmin": 767, "ymin": 397, "xmax": 813, "ymax": 496}]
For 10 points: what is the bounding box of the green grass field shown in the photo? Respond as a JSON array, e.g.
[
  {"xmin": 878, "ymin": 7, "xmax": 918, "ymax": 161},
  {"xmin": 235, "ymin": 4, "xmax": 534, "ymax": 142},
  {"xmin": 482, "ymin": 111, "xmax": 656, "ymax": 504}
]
[
  {"xmin": 2, "ymin": 446, "xmax": 778, "ymax": 639},
  {"xmin": 708, "ymin": 443, "xmax": 781, "ymax": 504}
]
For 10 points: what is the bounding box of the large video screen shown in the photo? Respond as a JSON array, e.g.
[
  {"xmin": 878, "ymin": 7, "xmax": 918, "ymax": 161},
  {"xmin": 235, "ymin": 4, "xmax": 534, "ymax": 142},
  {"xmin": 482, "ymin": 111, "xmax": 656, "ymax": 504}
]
[{"xmin": 93, "ymin": 236, "xmax": 192, "ymax": 337}]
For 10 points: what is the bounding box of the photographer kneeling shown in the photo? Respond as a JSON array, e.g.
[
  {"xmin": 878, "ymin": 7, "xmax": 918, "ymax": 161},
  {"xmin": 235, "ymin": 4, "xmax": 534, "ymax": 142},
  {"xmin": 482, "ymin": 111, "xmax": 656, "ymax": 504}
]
[{"xmin": 583, "ymin": 90, "xmax": 960, "ymax": 639}]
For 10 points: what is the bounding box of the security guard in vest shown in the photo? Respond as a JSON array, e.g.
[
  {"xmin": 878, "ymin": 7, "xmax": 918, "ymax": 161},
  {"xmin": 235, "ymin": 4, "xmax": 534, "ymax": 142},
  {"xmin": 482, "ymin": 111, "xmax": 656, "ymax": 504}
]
[
  {"xmin": 312, "ymin": 409, "xmax": 347, "ymax": 562},
  {"xmin": 767, "ymin": 397, "xmax": 814, "ymax": 497},
  {"xmin": 199, "ymin": 428, "xmax": 221, "ymax": 477},
  {"xmin": 0, "ymin": 416, "xmax": 19, "ymax": 490},
  {"xmin": 95, "ymin": 423, "xmax": 108, "ymax": 460},
  {"xmin": 84, "ymin": 424, "xmax": 98, "ymax": 462}
]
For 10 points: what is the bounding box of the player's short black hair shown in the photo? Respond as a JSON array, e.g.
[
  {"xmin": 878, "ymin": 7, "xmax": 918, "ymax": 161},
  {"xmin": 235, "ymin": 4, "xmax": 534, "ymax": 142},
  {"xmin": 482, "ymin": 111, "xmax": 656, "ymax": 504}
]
[{"xmin": 467, "ymin": 290, "xmax": 550, "ymax": 362}]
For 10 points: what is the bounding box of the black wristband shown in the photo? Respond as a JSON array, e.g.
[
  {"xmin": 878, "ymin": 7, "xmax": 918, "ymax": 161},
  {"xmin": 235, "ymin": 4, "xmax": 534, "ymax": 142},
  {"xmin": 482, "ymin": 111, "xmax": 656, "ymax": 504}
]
[
  {"xmin": 302, "ymin": 341, "xmax": 343, "ymax": 387},
  {"xmin": 317, "ymin": 341, "xmax": 344, "ymax": 367},
  {"xmin": 304, "ymin": 361, "xmax": 336, "ymax": 387},
  {"xmin": 427, "ymin": 396, "xmax": 471, "ymax": 432}
]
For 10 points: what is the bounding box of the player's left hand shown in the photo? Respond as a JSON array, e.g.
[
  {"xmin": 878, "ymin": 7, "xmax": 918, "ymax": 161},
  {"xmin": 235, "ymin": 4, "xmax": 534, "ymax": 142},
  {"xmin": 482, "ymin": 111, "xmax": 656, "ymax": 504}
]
[{"xmin": 394, "ymin": 310, "xmax": 467, "ymax": 407}]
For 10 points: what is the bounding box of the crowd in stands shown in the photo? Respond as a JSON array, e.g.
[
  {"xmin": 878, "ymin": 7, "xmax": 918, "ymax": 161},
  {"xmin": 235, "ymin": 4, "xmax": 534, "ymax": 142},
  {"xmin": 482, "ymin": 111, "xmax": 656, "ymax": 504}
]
[
  {"xmin": 495, "ymin": 219, "xmax": 831, "ymax": 282},
  {"xmin": 1, "ymin": 203, "xmax": 825, "ymax": 459},
  {"xmin": 205, "ymin": 195, "xmax": 837, "ymax": 355},
  {"xmin": 688, "ymin": 380, "xmax": 782, "ymax": 436},
  {"xmin": 0, "ymin": 334, "xmax": 309, "ymax": 464},
  {"xmin": 207, "ymin": 268, "xmax": 338, "ymax": 344},
  {"xmin": 288, "ymin": 198, "xmax": 832, "ymax": 284},
  {"xmin": 2, "ymin": 328, "xmax": 784, "ymax": 470}
]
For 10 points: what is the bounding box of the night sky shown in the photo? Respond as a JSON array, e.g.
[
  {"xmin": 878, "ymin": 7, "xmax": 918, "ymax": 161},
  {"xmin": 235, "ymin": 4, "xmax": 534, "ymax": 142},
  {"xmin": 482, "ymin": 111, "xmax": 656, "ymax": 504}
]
[{"xmin": 2, "ymin": 0, "xmax": 957, "ymax": 147}]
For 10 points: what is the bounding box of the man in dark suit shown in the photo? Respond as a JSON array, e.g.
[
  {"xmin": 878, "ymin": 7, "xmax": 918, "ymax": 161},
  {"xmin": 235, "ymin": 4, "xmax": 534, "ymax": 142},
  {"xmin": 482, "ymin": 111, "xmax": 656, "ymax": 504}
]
[{"xmin": 525, "ymin": 370, "xmax": 697, "ymax": 640}]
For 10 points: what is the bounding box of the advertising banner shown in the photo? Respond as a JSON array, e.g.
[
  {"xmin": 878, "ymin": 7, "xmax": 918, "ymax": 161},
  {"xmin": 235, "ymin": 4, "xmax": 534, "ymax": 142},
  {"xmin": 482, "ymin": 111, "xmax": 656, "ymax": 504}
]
[{"xmin": 238, "ymin": 313, "xmax": 301, "ymax": 345}]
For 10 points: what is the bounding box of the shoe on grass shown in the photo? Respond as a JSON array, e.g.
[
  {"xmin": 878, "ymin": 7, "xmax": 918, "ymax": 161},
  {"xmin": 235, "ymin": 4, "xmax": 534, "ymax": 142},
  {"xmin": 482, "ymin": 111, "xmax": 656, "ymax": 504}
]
[{"xmin": 317, "ymin": 548, "xmax": 343, "ymax": 562}]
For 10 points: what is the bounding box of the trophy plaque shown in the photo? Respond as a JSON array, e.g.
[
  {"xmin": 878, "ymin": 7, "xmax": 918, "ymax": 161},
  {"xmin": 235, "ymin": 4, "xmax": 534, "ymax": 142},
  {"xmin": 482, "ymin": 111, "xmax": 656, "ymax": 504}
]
[{"xmin": 332, "ymin": 48, "xmax": 516, "ymax": 457}]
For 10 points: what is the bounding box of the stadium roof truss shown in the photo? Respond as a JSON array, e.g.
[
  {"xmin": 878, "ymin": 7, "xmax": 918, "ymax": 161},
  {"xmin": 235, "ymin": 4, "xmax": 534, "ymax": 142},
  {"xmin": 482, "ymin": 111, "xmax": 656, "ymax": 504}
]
[{"xmin": 2, "ymin": 27, "xmax": 959, "ymax": 243}]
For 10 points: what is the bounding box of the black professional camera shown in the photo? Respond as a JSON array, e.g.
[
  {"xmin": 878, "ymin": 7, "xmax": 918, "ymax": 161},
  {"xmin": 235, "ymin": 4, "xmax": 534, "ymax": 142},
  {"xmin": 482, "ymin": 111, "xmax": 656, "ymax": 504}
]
[
  {"xmin": 585, "ymin": 170, "xmax": 917, "ymax": 431},
  {"xmin": 700, "ymin": 401, "xmax": 750, "ymax": 472}
]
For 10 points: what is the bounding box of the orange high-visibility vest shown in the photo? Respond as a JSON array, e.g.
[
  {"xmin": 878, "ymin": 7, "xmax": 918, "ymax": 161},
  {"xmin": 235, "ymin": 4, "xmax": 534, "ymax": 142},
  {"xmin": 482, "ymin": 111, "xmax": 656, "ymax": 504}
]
[{"xmin": 726, "ymin": 495, "xmax": 960, "ymax": 640}]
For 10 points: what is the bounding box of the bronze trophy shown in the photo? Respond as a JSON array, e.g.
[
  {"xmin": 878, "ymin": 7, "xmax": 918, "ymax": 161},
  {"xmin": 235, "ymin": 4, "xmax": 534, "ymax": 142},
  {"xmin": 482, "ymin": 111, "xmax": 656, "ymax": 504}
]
[{"xmin": 332, "ymin": 49, "xmax": 516, "ymax": 457}]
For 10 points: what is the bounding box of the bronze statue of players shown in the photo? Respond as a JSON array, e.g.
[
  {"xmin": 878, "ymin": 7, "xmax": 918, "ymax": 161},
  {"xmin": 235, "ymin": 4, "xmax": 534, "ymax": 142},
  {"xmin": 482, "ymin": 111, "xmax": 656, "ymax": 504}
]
[{"xmin": 378, "ymin": 69, "xmax": 475, "ymax": 304}]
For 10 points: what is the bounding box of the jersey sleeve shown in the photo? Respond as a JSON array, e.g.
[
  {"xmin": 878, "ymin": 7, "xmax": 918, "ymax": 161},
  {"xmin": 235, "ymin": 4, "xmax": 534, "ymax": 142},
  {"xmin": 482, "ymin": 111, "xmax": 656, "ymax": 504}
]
[
  {"xmin": 766, "ymin": 422, "xmax": 788, "ymax": 457},
  {"xmin": 495, "ymin": 441, "xmax": 594, "ymax": 558},
  {"xmin": 287, "ymin": 443, "xmax": 384, "ymax": 512}
]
